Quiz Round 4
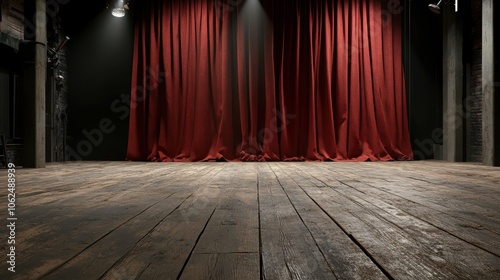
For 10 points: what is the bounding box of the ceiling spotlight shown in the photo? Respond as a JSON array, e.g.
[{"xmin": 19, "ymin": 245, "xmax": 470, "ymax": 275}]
[
  {"xmin": 428, "ymin": 0, "xmax": 443, "ymax": 14},
  {"xmin": 112, "ymin": 0, "xmax": 125, "ymax": 17}
]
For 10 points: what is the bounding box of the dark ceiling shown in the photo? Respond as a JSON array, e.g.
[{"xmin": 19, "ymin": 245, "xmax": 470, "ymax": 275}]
[{"xmin": 59, "ymin": 0, "xmax": 108, "ymax": 36}]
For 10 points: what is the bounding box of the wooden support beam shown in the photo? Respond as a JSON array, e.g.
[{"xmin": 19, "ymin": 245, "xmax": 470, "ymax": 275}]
[
  {"xmin": 482, "ymin": 0, "xmax": 498, "ymax": 166},
  {"xmin": 443, "ymin": 6, "xmax": 464, "ymax": 162},
  {"xmin": 23, "ymin": 0, "xmax": 46, "ymax": 168}
]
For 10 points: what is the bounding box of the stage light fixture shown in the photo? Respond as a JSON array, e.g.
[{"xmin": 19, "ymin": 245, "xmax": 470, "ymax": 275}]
[
  {"xmin": 428, "ymin": 0, "xmax": 443, "ymax": 14},
  {"xmin": 112, "ymin": 0, "xmax": 125, "ymax": 17}
]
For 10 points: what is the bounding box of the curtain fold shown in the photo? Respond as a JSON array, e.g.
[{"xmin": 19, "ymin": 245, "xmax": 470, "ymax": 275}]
[{"xmin": 127, "ymin": 0, "xmax": 413, "ymax": 162}]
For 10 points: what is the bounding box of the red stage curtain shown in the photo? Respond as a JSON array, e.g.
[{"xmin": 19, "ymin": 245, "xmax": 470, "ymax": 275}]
[{"xmin": 126, "ymin": 0, "xmax": 413, "ymax": 162}]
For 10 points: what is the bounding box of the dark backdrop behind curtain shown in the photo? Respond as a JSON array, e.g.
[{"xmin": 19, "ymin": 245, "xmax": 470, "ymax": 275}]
[{"xmin": 126, "ymin": 0, "xmax": 413, "ymax": 162}]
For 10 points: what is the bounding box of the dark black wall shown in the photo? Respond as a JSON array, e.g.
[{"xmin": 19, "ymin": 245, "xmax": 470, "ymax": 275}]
[
  {"xmin": 0, "ymin": 45, "xmax": 13, "ymax": 138},
  {"xmin": 63, "ymin": 2, "xmax": 134, "ymax": 161},
  {"xmin": 0, "ymin": 43, "xmax": 22, "ymax": 141},
  {"xmin": 404, "ymin": 0, "xmax": 443, "ymax": 160}
]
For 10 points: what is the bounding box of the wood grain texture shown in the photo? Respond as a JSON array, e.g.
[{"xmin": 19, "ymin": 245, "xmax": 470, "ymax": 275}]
[
  {"xmin": 0, "ymin": 161, "xmax": 499, "ymax": 279},
  {"xmin": 269, "ymin": 163, "xmax": 388, "ymax": 280},
  {"xmin": 179, "ymin": 253, "xmax": 260, "ymax": 280},
  {"xmin": 258, "ymin": 164, "xmax": 337, "ymax": 279}
]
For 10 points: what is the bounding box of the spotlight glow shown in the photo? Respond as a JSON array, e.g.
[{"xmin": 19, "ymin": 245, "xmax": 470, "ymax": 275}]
[{"xmin": 112, "ymin": 8, "xmax": 125, "ymax": 17}]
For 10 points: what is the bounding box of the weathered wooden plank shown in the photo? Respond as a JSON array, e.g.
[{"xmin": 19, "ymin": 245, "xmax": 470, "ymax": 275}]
[
  {"xmin": 334, "ymin": 184, "xmax": 500, "ymax": 278},
  {"xmin": 258, "ymin": 164, "xmax": 337, "ymax": 280},
  {"xmin": 270, "ymin": 163, "xmax": 388, "ymax": 280},
  {"xmin": 179, "ymin": 253, "xmax": 260, "ymax": 280},
  {"xmin": 334, "ymin": 176, "xmax": 500, "ymax": 257},
  {"xmin": 279, "ymin": 164, "xmax": 433, "ymax": 279},
  {"xmin": 191, "ymin": 209, "xmax": 259, "ymax": 255},
  {"xmin": 42, "ymin": 189, "xmax": 198, "ymax": 279},
  {"xmin": 366, "ymin": 161, "xmax": 500, "ymax": 195},
  {"xmin": 177, "ymin": 164, "xmax": 260, "ymax": 278},
  {"xmin": 294, "ymin": 183, "xmax": 451, "ymax": 279},
  {"xmin": 1, "ymin": 161, "xmax": 500, "ymax": 280},
  {"xmin": 100, "ymin": 184, "xmax": 223, "ymax": 279},
  {"xmin": 312, "ymin": 162, "xmax": 500, "ymax": 231},
  {"xmin": 192, "ymin": 179, "xmax": 260, "ymax": 255},
  {"xmin": 284, "ymin": 162, "xmax": 500, "ymax": 279},
  {"xmin": 2, "ymin": 162, "xmax": 218, "ymax": 279},
  {"xmin": 10, "ymin": 162, "xmax": 203, "ymax": 199}
]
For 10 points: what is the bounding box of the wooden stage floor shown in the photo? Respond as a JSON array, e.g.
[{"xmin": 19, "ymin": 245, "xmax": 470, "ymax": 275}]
[{"xmin": 1, "ymin": 161, "xmax": 499, "ymax": 279}]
